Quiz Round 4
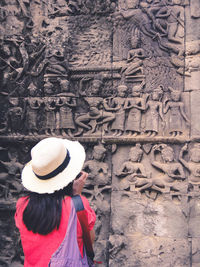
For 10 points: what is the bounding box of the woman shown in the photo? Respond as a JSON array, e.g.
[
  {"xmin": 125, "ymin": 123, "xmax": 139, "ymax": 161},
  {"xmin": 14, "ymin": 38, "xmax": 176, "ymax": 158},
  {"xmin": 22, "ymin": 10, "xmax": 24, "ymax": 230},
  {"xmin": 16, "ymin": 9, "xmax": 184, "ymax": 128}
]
[{"xmin": 15, "ymin": 137, "xmax": 96, "ymax": 266}]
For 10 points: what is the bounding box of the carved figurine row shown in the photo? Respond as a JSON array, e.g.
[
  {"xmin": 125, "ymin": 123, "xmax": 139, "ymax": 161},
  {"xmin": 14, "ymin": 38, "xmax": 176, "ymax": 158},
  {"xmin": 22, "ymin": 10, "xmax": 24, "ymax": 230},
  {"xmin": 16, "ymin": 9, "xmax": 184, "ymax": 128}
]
[
  {"xmin": 1, "ymin": 78, "xmax": 190, "ymax": 138},
  {"xmin": 115, "ymin": 143, "xmax": 200, "ymax": 195},
  {"xmin": 2, "ymin": 141, "xmax": 199, "ymax": 203}
]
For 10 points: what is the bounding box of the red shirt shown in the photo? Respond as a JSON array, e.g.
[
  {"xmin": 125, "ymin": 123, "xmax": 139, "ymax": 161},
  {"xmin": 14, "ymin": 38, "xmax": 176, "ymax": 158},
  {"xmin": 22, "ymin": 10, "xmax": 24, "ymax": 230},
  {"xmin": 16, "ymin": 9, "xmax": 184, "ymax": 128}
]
[{"xmin": 15, "ymin": 195, "xmax": 96, "ymax": 267}]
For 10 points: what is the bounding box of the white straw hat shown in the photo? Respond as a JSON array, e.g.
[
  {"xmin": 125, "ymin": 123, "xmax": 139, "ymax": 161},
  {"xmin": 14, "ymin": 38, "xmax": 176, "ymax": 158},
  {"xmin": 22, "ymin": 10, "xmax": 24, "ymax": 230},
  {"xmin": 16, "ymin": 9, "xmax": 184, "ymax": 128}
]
[{"xmin": 21, "ymin": 137, "xmax": 86, "ymax": 194}]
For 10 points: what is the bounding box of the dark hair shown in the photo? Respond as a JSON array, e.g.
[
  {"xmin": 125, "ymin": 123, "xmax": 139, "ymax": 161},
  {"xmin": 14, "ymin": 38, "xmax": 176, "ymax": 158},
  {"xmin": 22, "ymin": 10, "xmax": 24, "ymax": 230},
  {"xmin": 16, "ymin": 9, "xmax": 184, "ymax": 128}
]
[{"xmin": 23, "ymin": 182, "xmax": 73, "ymax": 235}]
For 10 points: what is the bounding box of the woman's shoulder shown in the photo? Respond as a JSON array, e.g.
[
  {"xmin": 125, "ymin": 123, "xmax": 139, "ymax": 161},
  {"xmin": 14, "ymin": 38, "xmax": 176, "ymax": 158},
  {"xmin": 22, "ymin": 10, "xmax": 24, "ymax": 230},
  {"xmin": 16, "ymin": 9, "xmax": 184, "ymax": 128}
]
[
  {"xmin": 15, "ymin": 196, "xmax": 29, "ymax": 228},
  {"xmin": 16, "ymin": 196, "xmax": 29, "ymax": 209},
  {"xmin": 15, "ymin": 196, "xmax": 29, "ymax": 216}
]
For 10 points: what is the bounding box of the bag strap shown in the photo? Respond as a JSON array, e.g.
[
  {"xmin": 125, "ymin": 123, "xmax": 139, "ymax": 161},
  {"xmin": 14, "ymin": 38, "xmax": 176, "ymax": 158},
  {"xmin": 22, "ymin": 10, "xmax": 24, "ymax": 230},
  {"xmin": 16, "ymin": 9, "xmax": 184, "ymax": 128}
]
[{"xmin": 72, "ymin": 195, "xmax": 95, "ymax": 260}]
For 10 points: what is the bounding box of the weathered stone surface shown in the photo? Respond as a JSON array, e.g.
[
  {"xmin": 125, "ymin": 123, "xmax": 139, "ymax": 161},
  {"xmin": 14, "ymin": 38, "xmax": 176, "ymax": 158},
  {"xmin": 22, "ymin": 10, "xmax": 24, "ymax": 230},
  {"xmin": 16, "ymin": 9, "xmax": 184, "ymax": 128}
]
[
  {"xmin": 185, "ymin": 6, "xmax": 200, "ymax": 41},
  {"xmin": 192, "ymin": 238, "xmax": 200, "ymax": 267},
  {"xmin": 189, "ymin": 198, "xmax": 200, "ymax": 237},
  {"xmin": 111, "ymin": 191, "xmax": 188, "ymax": 238},
  {"xmin": 191, "ymin": 91, "xmax": 200, "ymax": 137},
  {"xmin": 185, "ymin": 42, "xmax": 200, "ymax": 90},
  {"xmin": 110, "ymin": 192, "xmax": 190, "ymax": 266},
  {"xmin": 109, "ymin": 235, "xmax": 190, "ymax": 267},
  {"xmin": 0, "ymin": 0, "xmax": 200, "ymax": 266}
]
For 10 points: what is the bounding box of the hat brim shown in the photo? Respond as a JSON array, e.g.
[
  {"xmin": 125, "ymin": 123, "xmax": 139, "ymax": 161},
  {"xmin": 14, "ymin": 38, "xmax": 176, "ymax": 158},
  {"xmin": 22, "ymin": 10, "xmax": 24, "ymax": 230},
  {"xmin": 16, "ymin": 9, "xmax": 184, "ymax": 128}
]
[{"xmin": 21, "ymin": 139, "xmax": 86, "ymax": 194}]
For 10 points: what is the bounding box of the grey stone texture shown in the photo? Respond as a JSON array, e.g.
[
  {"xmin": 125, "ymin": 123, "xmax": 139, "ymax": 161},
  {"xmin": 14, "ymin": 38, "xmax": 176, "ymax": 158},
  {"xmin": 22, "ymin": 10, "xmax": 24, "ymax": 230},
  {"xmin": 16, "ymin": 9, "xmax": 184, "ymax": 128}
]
[{"xmin": 0, "ymin": 0, "xmax": 200, "ymax": 266}]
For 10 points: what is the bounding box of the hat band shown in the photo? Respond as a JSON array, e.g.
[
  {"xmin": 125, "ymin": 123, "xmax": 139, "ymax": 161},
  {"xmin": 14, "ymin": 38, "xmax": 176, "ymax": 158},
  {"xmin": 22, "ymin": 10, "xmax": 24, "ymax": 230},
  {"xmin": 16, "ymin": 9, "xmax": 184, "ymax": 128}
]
[{"xmin": 34, "ymin": 150, "xmax": 71, "ymax": 180}]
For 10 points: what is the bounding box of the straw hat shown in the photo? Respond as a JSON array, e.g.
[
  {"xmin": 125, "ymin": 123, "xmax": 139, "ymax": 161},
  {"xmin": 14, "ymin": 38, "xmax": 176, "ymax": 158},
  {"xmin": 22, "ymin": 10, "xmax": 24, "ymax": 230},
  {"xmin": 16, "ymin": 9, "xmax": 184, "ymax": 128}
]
[{"xmin": 21, "ymin": 137, "xmax": 86, "ymax": 194}]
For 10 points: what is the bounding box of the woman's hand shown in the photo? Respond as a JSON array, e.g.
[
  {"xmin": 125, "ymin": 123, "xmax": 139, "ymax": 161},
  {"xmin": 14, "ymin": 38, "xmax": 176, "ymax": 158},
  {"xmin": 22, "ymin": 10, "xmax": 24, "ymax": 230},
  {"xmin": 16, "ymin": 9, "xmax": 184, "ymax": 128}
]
[{"xmin": 73, "ymin": 171, "xmax": 88, "ymax": 195}]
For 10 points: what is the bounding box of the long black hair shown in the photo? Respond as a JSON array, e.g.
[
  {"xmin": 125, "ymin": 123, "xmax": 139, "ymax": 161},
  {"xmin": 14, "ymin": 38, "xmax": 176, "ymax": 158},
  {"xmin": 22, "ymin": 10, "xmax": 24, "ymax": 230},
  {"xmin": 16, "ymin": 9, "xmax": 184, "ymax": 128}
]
[{"xmin": 23, "ymin": 182, "xmax": 73, "ymax": 235}]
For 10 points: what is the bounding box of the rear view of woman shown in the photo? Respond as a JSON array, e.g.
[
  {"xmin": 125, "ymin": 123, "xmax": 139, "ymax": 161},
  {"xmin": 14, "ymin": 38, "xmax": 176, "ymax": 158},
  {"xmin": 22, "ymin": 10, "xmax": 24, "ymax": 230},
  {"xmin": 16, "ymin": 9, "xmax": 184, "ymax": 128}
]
[{"xmin": 15, "ymin": 137, "xmax": 96, "ymax": 266}]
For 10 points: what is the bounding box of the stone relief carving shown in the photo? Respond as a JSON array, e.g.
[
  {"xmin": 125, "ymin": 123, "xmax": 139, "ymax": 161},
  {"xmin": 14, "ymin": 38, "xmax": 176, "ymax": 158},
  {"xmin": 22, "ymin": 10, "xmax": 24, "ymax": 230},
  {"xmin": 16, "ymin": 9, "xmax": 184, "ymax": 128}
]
[
  {"xmin": 124, "ymin": 81, "xmax": 147, "ymax": 137},
  {"xmin": 57, "ymin": 95, "xmax": 76, "ymax": 137},
  {"xmin": 104, "ymin": 84, "xmax": 127, "ymax": 137},
  {"xmin": 120, "ymin": 27, "xmax": 146, "ymax": 79},
  {"xmin": 163, "ymin": 87, "xmax": 190, "ymax": 137},
  {"xmin": 114, "ymin": 143, "xmax": 193, "ymax": 200},
  {"xmin": 75, "ymin": 77, "xmax": 115, "ymax": 136},
  {"xmin": 0, "ymin": 147, "xmax": 23, "ymax": 203},
  {"xmin": 4, "ymin": 98, "xmax": 24, "ymax": 136},
  {"xmin": 179, "ymin": 143, "xmax": 200, "ymax": 192},
  {"xmin": 113, "ymin": 1, "xmax": 187, "ymax": 84},
  {"xmin": 83, "ymin": 144, "xmax": 111, "ymax": 186},
  {"xmin": 44, "ymin": 0, "xmax": 116, "ymax": 16},
  {"xmin": 82, "ymin": 144, "xmax": 111, "ymax": 264},
  {"xmin": 0, "ymin": 0, "xmax": 199, "ymax": 266},
  {"xmin": 115, "ymin": 144, "xmax": 148, "ymax": 191},
  {"xmin": 25, "ymin": 97, "xmax": 41, "ymax": 136},
  {"xmin": 150, "ymin": 144, "xmax": 186, "ymax": 195},
  {"xmin": 0, "ymin": 80, "xmax": 191, "ymax": 139},
  {"xmin": 68, "ymin": 16, "xmax": 113, "ymax": 67},
  {"xmin": 43, "ymin": 97, "xmax": 57, "ymax": 136},
  {"xmin": 144, "ymin": 86, "xmax": 164, "ymax": 137}
]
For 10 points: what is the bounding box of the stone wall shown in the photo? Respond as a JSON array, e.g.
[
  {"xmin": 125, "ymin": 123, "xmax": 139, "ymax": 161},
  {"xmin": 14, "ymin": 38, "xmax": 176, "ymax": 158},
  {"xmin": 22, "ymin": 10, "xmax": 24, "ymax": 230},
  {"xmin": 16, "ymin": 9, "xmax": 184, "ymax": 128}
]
[{"xmin": 0, "ymin": 0, "xmax": 200, "ymax": 266}]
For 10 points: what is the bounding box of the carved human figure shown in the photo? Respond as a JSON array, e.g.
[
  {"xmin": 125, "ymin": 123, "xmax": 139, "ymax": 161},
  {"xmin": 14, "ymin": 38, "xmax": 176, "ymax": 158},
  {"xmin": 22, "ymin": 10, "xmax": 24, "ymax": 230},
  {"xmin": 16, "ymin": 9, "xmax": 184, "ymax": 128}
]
[
  {"xmin": 25, "ymin": 98, "xmax": 41, "ymax": 135},
  {"xmin": 29, "ymin": 46, "xmax": 68, "ymax": 78},
  {"xmin": 7, "ymin": 98, "xmax": 23, "ymax": 136},
  {"xmin": 82, "ymin": 144, "xmax": 111, "ymax": 246},
  {"xmin": 57, "ymin": 77, "xmax": 70, "ymax": 93},
  {"xmin": 0, "ymin": 41, "xmax": 24, "ymax": 90},
  {"xmin": 140, "ymin": 0, "xmax": 184, "ymax": 57},
  {"xmin": 56, "ymin": 96, "xmax": 76, "ymax": 137},
  {"xmin": 45, "ymin": 47, "xmax": 68, "ymax": 76},
  {"xmin": 115, "ymin": 4, "xmax": 182, "ymax": 58},
  {"xmin": 25, "ymin": 83, "xmax": 41, "ymax": 135},
  {"xmin": 124, "ymin": 81, "xmax": 147, "ymax": 136},
  {"xmin": 43, "ymin": 97, "xmax": 56, "ymax": 135},
  {"xmin": 163, "ymin": 87, "xmax": 190, "ymax": 137},
  {"xmin": 103, "ymin": 84, "xmax": 127, "ymax": 136},
  {"xmin": 115, "ymin": 144, "xmax": 148, "ymax": 190},
  {"xmin": 151, "ymin": 144, "xmax": 185, "ymax": 193},
  {"xmin": 84, "ymin": 144, "xmax": 111, "ymax": 186},
  {"xmin": 121, "ymin": 28, "xmax": 146, "ymax": 77},
  {"xmin": 166, "ymin": 3, "xmax": 184, "ymax": 44},
  {"xmin": 25, "ymin": 39, "xmax": 46, "ymax": 77},
  {"xmin": 144, "ymin": 86, "xmax": 164, "ymax": 137},
  {"xmin": 43, "ymin": 77, "xmax": 55, "ymax": 95},
  {"xmin": 116, "ymin": 8, "xmax": 158, "ymax": 40},
  {"xmin": 145, "ymin": 3, "xmax": 184, "ymax": 44},
  {"xmin": 179, "ymin": 143, "xmax": 200, "ymax": 191},
  {"xmin": 75, "ymin": 78, "xmax": 115, "ymax": 136},
  {"xmin": 0, "ymin": 148, "xmax": 23, "ymax": 200},
  {"xmin": 56, "ymin": 78, "xmax": 77, "ymax": 137}
]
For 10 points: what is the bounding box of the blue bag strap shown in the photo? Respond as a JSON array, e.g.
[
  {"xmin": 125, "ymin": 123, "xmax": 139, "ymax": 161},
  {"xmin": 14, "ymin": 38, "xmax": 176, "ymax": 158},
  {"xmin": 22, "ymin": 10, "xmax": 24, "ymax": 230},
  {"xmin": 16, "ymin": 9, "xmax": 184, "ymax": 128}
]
[
  {"xmin": 72, "ymin": 195, "xmax": 95, "ymax": 261},
  {"xmin": 72, "ymin": 196, "xmax": 102, "ymax": 265},
  {"xmin": 72, "ymin": 195, "xmax": 84, "ymax": 212}
]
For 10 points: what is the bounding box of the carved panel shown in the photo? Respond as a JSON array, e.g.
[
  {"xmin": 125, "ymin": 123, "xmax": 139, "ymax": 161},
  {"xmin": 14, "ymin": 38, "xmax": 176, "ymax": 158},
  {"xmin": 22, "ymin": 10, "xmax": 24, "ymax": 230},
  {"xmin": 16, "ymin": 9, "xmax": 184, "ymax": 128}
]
[
  {"xmin": 0, "ymin": 0, "xmax": 200, "ymax": 266},
  {"xmin": 82, "ymin": 144, "xmax": 112, "ymax": 264}
]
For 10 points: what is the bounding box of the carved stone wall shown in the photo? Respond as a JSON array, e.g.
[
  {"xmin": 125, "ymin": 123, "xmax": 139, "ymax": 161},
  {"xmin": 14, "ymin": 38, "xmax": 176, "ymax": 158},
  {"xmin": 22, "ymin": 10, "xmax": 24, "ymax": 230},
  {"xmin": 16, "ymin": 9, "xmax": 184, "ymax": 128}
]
[{"xmin": 0, "ymin": 0, "xmax": 200, "ymax": 266}]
